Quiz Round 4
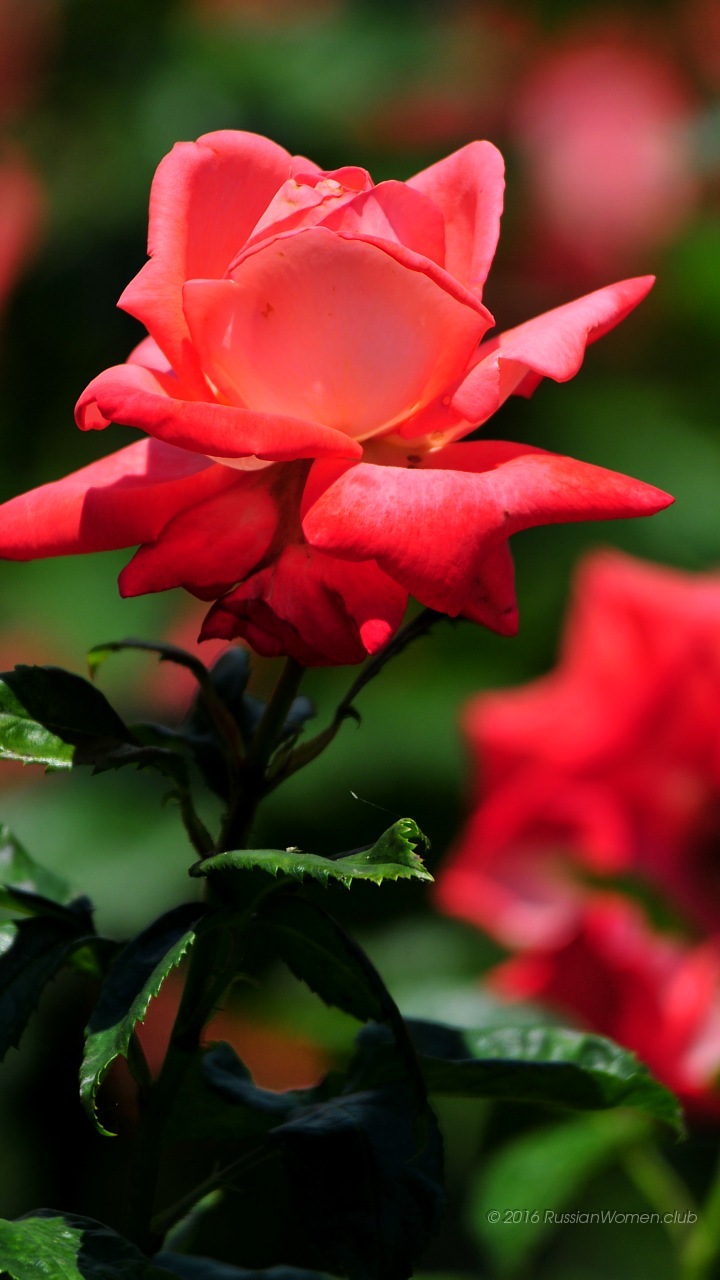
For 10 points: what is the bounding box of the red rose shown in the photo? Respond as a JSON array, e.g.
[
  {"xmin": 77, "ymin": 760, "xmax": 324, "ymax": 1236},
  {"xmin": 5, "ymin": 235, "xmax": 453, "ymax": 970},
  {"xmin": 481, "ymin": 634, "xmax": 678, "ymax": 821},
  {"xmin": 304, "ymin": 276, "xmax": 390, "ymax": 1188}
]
[
  {"xmin": 436, "ymin": 550, "xmax": 720, "ymax": 945},
  {"xmin": 490, "ymin": 896, "xmax": 720, "ymax": 1118},
  {"xmin": 0, "ymin": 132, "xmax": 671, "ymax": 664}
]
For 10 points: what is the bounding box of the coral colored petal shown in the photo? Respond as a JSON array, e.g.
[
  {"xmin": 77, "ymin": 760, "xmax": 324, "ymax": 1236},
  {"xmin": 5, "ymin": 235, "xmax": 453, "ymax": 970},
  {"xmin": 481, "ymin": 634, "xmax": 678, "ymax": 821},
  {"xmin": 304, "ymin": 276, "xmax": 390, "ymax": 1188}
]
[
  {"xmin": 186, "ymin": 229, "xmax": 486, "ymax": 438},
  {"xmin": 450, "ymin": 275, "xmax": 655, "ymax": 428},
  {"xmin": 302, "ymin": 446, "xmax": 672, "ymax": 618},
  {"xmin": 201, "ymin": 544, "xmax": 407, "ymax": 666},
  {"xmin": 407, "ymin": 141, "xmax": 505, "ymax": 297},
  {"xmin": 320, "ymin": 180, "xmax": 446, "ymax": 268},
  {"xmin": 119, "ymin": 474, "xmax": 278, "ymax": 600},
  {"xmin": 118, "ymin": 131, "xmax": 293, "ymax": 384},
  {"xmin": 75, "ymin": 362, "xmax": 362, "ymax": 462},
  {"xmin": 0, "ymin": 440, "xmax": 234, "ymax": 558}
]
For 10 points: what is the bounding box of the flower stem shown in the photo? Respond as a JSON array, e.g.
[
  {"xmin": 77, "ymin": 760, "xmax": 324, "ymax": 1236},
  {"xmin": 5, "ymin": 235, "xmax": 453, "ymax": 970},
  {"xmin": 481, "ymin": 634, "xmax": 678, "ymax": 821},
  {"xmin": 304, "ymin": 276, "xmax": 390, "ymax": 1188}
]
[
  {"xmin": 680, "ymin": 1150, "xmax": 720, "ymax": 1280},
  {"xmin": 218, "ymin": 657, "xmax": 305, "ymax": 851}
]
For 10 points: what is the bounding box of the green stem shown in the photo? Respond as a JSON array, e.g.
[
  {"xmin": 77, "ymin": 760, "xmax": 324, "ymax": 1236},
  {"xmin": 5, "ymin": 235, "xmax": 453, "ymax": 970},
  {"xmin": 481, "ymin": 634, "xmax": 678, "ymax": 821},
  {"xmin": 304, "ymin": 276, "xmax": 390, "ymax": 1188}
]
[
  {"xmin": 623, "ymin": 1144, "xmax": 699, "ymax": 1249},
  {"xmin": 219, "ymin": 657, "xmax": 305, "ymax": 851},
  {"xmin": 267, "ymin": 608, "xmax": 443, "ymax": 789},
  {"xmin": 681, "ymin": 1150, "xmax": 720, "ymax": 1280}
]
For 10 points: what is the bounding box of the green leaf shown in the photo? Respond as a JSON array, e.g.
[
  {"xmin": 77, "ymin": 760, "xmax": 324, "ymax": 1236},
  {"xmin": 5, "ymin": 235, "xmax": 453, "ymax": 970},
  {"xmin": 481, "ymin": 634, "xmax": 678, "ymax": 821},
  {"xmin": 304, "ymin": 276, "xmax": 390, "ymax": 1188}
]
[
  {"xmin": 404, "ymin": 1022, "xmax": 683, "ymax": 1134},
  {"xmin": 166, "ymin": 1042, "xmax": 302, "ymax": 1145},
  {"xmin": 0, "ymin": 825, "xmax": 76, "ymax": 906},
  {"xmin": 255, "ymin": 896, "xmax": 391, "ymax": 1025},
  {"xmin": 0, "ymin": 665, "xmax": 133, "ymax": 769},
  {"xmin": 0, "ymin": 1211, "xmax": 174, "ymax": 1279},
  {"xmin": 0, "ymin": 911, "xmax": 95, "ymax": 1060},
  {"xmin": 156, "ymin": 1258, "xmax": 337, "ymax": 1280},
  {"xmin": 80, "ymin": 903, "xmax": 205, "ymax": 1135},
  {"xmin": 192, "ymin": 819, "xmax": 432, "ymax": 889},
  {"xmin": 87, "ymin": 638, "xmax": 209, "ymax": 685},
  {"xmin": 470, "ymin": 1110, "xmax": 652, "ymax": 1275}
]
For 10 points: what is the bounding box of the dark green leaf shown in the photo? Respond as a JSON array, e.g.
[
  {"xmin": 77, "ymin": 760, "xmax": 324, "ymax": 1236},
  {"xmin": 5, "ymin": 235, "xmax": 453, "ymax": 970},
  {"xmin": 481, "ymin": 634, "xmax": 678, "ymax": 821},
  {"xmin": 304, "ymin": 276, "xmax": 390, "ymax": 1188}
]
[
  {"xmin": 193, "ymin": 820, "xmax": 432, "ymax": 889},
  {"xmin": 166, "ymin": 1042, "xmax": 302, "ymax": 1144},
  {"xmin": 0, "ymin": 665, "xmax": 133, "ymax": 769},
  {"xmin": 470, "ymin": 1110, "xmax": 652, "ymax": 1275},
  {"xmin": 0, "ymin": 825, "xmax": 75, "ymax": 905},
  {"xmin": 80, "ymin": 903, "xmax": 204, "ymax": 1135},
  {"xmin": 255, "ymin": 896, "xmax": 391, "ymax": 1024},
  {"xmin": 157, "ymin": 1257, "xmax": 336, "ymax": 1280},
  {"xmin": 0, "ymin": 1211, "xmax": 174, "ymax": 1279},
  {"xmin": 404, "ymin": 1022, "xmax": 683, "ymax": 1133},
  {"xmin": 273, "ymin": 1083, "xmax": 444, "ymax": 1280},
  {"xmin": 87, "ymin": 638, "xmax": 208, "ymax": 685},
  {"xmin": 0, "ymin": 912, "xmax": 95, "ymax": 1060}
]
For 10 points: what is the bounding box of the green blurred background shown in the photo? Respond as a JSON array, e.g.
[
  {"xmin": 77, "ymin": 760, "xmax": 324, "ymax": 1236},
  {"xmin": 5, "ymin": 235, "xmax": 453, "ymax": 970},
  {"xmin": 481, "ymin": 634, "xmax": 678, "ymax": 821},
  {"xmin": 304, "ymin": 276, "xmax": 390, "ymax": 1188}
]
[{"xmin": 1, "ymin": 0, "xmax": 719, "ymax": 1274}]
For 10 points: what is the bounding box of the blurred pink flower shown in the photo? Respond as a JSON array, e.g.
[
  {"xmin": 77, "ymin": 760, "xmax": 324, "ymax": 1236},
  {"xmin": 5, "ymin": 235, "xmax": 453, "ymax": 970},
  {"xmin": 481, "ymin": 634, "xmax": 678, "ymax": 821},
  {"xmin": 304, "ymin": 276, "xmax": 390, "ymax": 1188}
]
[{"xmin": 513, "ymin": 29, "xmax": 700, "ymax": 279}]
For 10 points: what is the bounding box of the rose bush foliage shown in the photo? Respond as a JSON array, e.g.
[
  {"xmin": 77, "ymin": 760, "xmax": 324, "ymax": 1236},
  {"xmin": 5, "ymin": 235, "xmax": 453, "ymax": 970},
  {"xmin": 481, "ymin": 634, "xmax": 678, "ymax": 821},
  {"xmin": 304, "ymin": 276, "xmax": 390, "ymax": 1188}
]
[{"xmin": 0, "ymin": 132, "xmax": 671, "ymax": 663}]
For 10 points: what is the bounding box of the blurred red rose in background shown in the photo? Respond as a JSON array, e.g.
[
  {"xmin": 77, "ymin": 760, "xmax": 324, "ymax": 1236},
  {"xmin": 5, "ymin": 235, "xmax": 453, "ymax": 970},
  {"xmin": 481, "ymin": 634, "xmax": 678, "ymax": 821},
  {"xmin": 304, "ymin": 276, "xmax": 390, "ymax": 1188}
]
[
  {"xmin": 490, "ymin": 896, "xmax": 720, "ymax": 1118},
  {"xmin": 0, "ymin": 131, "xmax": 670, "ymax": 664},
  {"xmin": 0, "ymin": 152, "xmax": 43, "ymax": 320},
  {"xmin": 436, "ymin": 550, "xmax": 720, "ymax": 948}
]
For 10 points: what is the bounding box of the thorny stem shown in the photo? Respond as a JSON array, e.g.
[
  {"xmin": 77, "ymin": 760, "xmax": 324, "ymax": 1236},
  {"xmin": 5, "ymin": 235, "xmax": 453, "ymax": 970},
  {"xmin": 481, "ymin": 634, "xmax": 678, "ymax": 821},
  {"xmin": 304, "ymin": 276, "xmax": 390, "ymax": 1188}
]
[{"xmin": 267, "ymin": 608, "xmax": 444, "ymax": 789}]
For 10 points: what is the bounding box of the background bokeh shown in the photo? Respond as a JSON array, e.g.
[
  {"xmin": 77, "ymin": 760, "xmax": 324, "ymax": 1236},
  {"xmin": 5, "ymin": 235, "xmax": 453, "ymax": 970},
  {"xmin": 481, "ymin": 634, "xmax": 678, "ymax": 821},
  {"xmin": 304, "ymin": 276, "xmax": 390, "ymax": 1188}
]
[{"xmin": 1, "ymin": 0, "xmax": 720, "ymax": 1275}]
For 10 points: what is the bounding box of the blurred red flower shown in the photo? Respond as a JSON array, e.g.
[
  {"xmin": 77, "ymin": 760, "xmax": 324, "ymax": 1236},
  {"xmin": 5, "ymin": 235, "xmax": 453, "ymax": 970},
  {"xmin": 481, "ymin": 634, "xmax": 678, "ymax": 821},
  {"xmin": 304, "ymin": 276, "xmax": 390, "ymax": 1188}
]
[
  {"xmin": 490, "ymin": 896, "xmax": 720, "ymax": 1118},
  {"xmin": 0, "ymin": 132, "xmax": 670, "ymax": 664},
  {"xmin": 0, "ymin": 152, "xmax": 43, "ymax": 318},
  {"xmin": 437, "ymin": 550, "xmax": 720, "ymax": 948}
]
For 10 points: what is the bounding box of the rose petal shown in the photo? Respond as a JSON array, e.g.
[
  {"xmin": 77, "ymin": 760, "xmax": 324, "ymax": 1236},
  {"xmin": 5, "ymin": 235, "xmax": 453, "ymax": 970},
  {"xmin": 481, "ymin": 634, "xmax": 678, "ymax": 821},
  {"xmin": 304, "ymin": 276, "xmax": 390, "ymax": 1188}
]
[
  {"xmin": 119, "ymin": 472, "xmax": 278, "ymax": 600},
  {"xmin": 319, "ymin": 180, "xmax": 446, "ymax": 268},
  {"xmin": 201, "ymin": 543, "xmax": 407, "ymax": 666},
  {"xmin": 407, "ymin": 140, "xmax": 505, "ymax": 297},
  {"xmin": 448, "ymin": 275, "xmax": 655, "ymax": 430},
  {"xmin": 185, "ymin": 229, "xmax": 486, "ymax": 438},
  {"xmin": 75, "ymin": 361, "xmax": 362, "ymax": 462},
  {"xmin": 0, "ymin": 439, "xmax": 234, "ymax": 557},
  {"xmin": 118, "ymin": 131, "xmax": 293, "ymax": 385},
  {"xmin": 302, "ymin": 443, "xmax": 672, "ymax": 617}
]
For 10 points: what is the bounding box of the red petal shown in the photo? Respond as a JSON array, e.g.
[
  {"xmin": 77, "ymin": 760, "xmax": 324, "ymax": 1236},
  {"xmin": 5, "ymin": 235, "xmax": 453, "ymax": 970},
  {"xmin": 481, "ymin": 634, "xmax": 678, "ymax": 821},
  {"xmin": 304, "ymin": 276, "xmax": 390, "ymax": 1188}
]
[
  {"xmin": 75, "ymin": 361, "xmax": 362, "ymax": 462},
  {"xmin": 407, "ymin": 141, "xmax": 505, "ymax": 298},
  {"xmin": 0, "ymin": 439, "xmax": 234, "ymax": 558},
  {"xmin": 451, "ymin": 275, "xmax": 655, "ymax": 427},
  {"xmin": 187, "ymin": 230, "xmax": 486, "ymax": 439},
  {"xmin": 118, "ymin": 131, "xmax": 293, "ymax": 385},
  {"xmin": 201, "ymin": 544, "xmax": 407, "ymax": 666},
  {"xmin": 302, "ymin": 444, "xmax": 672, "ymax": 618},
  {"xmin": 319, "ymin": 180, "xmax": 446, "ymax": 268},
  {"xmin": 119, "ymin": 472, "xmax": 278, "ymax": 600}
]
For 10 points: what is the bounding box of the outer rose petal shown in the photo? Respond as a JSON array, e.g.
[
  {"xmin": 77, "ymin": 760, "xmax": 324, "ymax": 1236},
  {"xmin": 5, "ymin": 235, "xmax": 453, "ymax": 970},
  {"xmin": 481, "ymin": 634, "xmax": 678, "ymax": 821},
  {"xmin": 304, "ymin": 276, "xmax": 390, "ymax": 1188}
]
[
  {"xmin": 444, "ymin": 275, "xmax": 655, "ymax": 435},
  {"xmin": 75, "ymin": 361, "xmax": 362, "ymax": 462},
  {"xmin": 118, "ymin": 131, "xmax": 293, "ymax": 387},
  {"xmin": 0, "ymin": 440, "xmax": 235, "ymax": 557},
  {"xmin": 184, "ymin": 230, "xmax": 486, "ymax": 438},
  {"xmin": 119, "ymin": 474, "xmax": 279, "ymax": 600},
  {"xmin": 201, "ymin": 544, "xmax": 407, "ymax": 666},
  {"xmin": 302, "ymin": 443, "xmax": 672, "ymax": 619},
  {"xmin": 407, "ymin": 141, "xmax": 505, "ymax": 298}
]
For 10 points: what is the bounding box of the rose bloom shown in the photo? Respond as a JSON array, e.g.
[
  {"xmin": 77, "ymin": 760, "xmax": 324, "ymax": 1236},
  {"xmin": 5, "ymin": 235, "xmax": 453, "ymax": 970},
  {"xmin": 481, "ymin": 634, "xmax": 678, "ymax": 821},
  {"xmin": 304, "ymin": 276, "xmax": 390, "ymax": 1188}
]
[
  {"xmin": 436, "ymin": 550, "xmax": 720, "ymax": 948},
  {"xmin": 490, "ymin": 896, "xmax": 720, "ymax": 1119},
  {"xmin": 0, "ymin": 132, "xmax": 671, "ymax": 664}
]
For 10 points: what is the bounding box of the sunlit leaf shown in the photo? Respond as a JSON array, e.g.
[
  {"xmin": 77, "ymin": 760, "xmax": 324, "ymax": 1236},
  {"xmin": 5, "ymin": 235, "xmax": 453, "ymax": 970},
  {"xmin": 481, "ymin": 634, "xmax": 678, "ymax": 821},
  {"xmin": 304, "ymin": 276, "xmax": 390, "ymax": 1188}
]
[
  {"xmin": 80, "ymin": 903, "xmax": 204, "ymax": 1135},
  {"xmin": 0, "ymin": 1211, "xmax": 173, "ymax": 1279},
  {"xmin": 193, "ymin": 820, "xmax": 431, "ymax": 889}
]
